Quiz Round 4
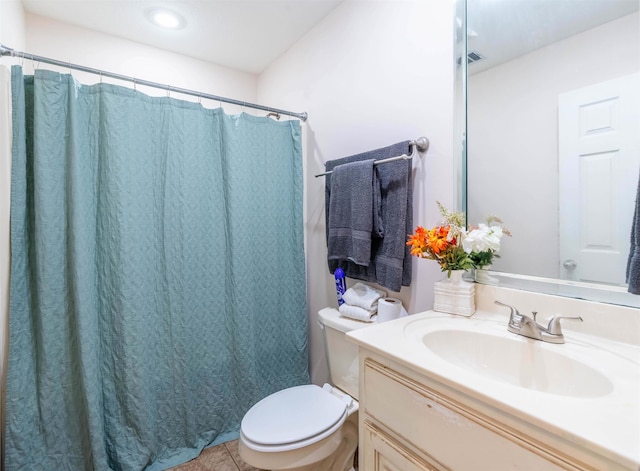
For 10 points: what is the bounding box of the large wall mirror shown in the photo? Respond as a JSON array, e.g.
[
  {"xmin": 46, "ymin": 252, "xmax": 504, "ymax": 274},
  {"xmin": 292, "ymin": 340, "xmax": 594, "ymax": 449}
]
[{"xmin": 462, "ymin": 0, "xmax": 640, "ymax": 307}]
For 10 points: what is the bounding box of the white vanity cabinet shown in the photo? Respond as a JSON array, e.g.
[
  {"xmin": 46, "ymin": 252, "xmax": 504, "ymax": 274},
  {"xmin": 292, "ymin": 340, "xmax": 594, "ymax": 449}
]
[
  {"xmin": 348, "ymin": 294, "xmax": 640, "ymax": 471},
  {"xmin": 358, "ymin": 351, "xmax": 594, "ymax": 471}
]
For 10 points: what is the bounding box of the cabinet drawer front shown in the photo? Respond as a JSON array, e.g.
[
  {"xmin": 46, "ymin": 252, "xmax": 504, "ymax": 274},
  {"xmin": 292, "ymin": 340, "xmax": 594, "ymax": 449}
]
[
  {"xmin": 363, "ymin": 421, "xmax": 445, "ymax": 471},
  {"xmin": 363, "ymin": 359, "xmax": 589, "ymax": 471}
]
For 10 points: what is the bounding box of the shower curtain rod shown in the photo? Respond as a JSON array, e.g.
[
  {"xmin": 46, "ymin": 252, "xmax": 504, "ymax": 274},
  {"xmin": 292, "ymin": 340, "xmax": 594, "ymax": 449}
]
[
  {"xmin": 0, "ymin": 44, "xmax": 308, "ymax": 122},
  {"xmin": 314, "ymin": 136, "xmax": 430, "ymax": 177}
]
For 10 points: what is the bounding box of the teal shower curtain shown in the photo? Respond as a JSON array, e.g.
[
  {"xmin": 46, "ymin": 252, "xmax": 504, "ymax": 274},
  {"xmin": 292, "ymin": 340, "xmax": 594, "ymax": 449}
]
[{"xmin": 6, "ymin": 66, "xmax": 309, "ymax": 470}]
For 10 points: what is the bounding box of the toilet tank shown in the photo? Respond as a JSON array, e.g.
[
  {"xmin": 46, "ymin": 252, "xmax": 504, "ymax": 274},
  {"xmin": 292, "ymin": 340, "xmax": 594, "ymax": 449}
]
[{"xmin": 317, "ymin": 307, "xmax": 371, "ymax": 400}]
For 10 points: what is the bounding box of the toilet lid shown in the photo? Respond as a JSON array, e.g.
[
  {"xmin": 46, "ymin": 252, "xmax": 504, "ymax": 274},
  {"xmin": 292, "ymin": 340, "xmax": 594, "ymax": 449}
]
[{"xmin": 241, "ymin": 384, "xmax": 348, "ymax": 446}]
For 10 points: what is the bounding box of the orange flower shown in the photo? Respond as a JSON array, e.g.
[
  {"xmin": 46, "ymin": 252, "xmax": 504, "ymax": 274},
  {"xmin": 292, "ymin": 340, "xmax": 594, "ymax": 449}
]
[
  {"xmin": 406, "ymin": 226, "xmax": 429, "ymax": 257},
  {"xmin": 426, "ymin": 226, "xmax": 451, "ymax": 255},
  {"xmin": 407, "ymin": 225, "xmax": 456, "ymax": 257}
]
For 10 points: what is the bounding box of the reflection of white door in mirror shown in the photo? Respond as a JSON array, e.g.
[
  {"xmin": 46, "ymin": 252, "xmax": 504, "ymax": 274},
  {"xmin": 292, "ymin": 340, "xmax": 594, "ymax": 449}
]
[{"xmin": 559, "ymin": 73, "xmax": 640, "ymax": 286}]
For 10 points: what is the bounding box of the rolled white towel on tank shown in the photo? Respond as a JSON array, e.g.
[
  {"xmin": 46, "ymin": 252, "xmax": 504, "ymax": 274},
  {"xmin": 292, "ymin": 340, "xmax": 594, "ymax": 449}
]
[
  {"xmin": 342, "ymin": 282, "xmax": 387, "ymax": 311},
  {"xmin": 339, "ymin": 303, "xmax": 377, "ymax": 322}
]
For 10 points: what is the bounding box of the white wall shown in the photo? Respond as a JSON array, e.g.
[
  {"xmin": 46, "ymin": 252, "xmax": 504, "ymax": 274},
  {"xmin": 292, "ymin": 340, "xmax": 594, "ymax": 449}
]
[
  {"xmin": 0, "ymin": 0, "xmax": 26, "ymax": 51},
  {"xmin": 0, "ymin": 1, "xmax": 457, "ymax": 389},
  {"xmin": 468, "ymin": 13, "xmax": 639, "ymax": 279},
  {"xmin": 23, "ymin": 13, "xmax": 258, "ymax": 105},
  {"xmin": 259, "ymin": 0, "xmax": 456, "ymax": 384}
]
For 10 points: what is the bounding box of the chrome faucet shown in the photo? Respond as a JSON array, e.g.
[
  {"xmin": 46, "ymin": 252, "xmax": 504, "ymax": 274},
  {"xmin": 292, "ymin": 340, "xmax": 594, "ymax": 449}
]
[{"xmin": 494, "ymin": 301, "xmax": 583, "ymax": 344}]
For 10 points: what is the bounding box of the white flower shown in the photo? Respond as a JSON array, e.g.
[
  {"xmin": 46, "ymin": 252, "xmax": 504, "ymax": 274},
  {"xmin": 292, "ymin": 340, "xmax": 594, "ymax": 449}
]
[{"xmin": 462, "ymin": 223, "xmax": 503, "ymax": 254}]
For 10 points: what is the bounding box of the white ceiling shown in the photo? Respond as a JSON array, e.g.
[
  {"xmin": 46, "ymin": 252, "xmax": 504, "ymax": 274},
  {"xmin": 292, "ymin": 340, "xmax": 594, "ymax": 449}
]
[{"xmin": 21, "ymin": 0, "xmax": 344, "ymax": 74}]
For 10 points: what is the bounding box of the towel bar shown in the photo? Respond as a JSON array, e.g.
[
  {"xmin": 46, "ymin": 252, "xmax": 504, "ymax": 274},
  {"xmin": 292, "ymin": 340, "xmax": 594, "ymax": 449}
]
[{"xmin": 314, "ymin": 137, "xmax": 429, "ymax": 178}]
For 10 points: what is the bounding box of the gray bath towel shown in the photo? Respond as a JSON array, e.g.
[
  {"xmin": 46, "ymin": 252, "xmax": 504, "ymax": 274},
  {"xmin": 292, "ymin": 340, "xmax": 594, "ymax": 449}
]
[
  {"xmin": 626, "ymin": 170, "xmax": 640, "ymax": 294},
  {"xmin": 328, "ymin": 159, "xmax": 376, "ymax": 266},
  {"xmin": 325, "ymin": 141, "xmax": 413, "ymax": 292}
]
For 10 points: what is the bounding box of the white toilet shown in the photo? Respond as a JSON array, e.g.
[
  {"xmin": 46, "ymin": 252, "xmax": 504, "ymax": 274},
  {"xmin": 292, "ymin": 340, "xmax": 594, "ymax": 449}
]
[{"xmin": 238, "ymin": 307, "xmax": 368, "ymax": 471}]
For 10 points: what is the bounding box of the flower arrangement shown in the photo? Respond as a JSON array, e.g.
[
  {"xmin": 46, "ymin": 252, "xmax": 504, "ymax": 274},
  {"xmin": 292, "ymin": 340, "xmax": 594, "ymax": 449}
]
[{"xmin": 407, "ymin": 202, "xmax": 510, "ymax": 277}]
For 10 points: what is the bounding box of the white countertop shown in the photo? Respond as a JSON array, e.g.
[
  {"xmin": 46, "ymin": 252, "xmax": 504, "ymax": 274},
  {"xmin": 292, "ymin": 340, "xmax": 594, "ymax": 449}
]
[{"xmin": 346, "ymin": 309, "xmax": 640, "ymax": 470}]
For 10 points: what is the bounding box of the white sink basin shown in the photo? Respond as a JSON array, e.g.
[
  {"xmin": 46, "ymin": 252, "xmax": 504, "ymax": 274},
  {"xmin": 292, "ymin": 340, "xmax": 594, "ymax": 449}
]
[{"xmin": 421, "ymin": 327, "xmax": 613, "ymax": 398}]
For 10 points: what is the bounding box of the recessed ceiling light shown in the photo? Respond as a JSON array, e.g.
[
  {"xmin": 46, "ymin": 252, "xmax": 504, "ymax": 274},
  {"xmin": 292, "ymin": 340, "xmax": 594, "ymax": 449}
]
[{"xmin": 146, "ymin": 8, "xmax": 186, "ymax": 30}]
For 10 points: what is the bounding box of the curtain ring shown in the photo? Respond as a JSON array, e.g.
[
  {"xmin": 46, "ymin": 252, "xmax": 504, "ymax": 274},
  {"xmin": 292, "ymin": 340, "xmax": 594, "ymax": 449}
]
[{"xmin": 133, "ymin": 79, "xmax": 137, "ymax": 91}]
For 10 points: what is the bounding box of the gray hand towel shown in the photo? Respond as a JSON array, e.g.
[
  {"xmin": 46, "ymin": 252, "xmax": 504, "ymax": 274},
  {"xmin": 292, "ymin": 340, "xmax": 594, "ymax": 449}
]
[
  {"xmin": 626, "ymin": 170, "xmax": 640, "ymax": 294},
  {"xmin": 325, "ymin": 141, "xmax": 413, "ymax": 292},
  {"xmin": 328, "ymin": 159, "xmax": 376, "ymax": 266}
]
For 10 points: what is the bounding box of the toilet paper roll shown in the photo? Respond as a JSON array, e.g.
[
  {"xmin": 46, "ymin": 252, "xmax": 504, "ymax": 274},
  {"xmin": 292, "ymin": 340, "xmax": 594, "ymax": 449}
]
[{"xmin": 377, "ymin": 298, "xmax": 404, "ymax": 322}]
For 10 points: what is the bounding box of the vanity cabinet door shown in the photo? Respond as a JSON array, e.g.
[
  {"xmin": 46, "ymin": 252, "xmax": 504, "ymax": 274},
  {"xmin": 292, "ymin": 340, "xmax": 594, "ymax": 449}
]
[
  {"xmin": 362, "ymin": 358, "xmax": 585, "ymax": 471},
  {"xmin": 362, "ymin": 421, "xmax": 444, "ymax": 471}
]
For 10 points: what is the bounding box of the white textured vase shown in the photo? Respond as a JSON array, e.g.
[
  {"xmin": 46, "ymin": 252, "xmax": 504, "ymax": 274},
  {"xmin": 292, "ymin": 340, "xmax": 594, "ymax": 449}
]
[{"xmin": 433, "ymin": 269, "xmax": 476, "ymax": 316}]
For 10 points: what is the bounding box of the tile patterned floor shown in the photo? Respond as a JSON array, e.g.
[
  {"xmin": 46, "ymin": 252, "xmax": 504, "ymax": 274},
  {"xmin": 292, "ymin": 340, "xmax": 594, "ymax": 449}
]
[{"xmin": 167, "ymin": 440, "xmax": 263, "ymax": 471}]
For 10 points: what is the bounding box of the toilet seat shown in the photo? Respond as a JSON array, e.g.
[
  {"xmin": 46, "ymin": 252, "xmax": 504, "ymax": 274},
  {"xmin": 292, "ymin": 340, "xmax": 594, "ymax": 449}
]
[{"xmin": 241, "ymin": 384, "xmax": 349, "ymax": 452}]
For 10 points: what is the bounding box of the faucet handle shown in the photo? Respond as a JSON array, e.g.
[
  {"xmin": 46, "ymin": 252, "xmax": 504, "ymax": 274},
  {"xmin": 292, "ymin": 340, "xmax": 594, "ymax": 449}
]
[
  {"xmin": 494, "ymin": 300, "xmax": 519, "ymax": 314},
  {"xmin": 495, "ymin": 301, "xmax": 525, "ymax": 333},
  {"xmin": 546, "ymin": 316, "xmax": 583, "ymax": 335}
]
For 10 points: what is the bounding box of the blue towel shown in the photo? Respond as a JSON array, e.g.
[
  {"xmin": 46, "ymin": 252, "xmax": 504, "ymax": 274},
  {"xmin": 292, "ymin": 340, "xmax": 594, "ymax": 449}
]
[
  {"xmin": 328, "ymin": 159, "xmax": 376, "ymax": 266},
  {"xmin": 626, "ymin": 170, "xmax": 640, "ymax": 294},
  {"xmin": 325, "ymin": 141, "xmax": 413, "ymax": 292}
]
